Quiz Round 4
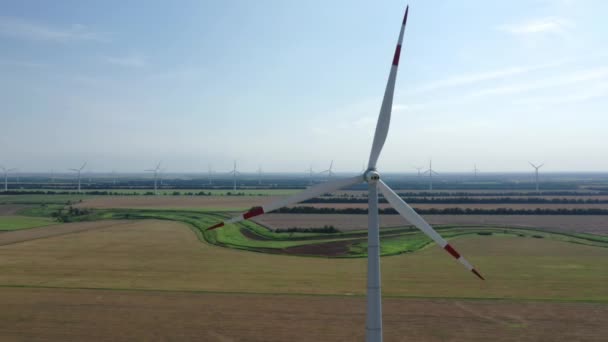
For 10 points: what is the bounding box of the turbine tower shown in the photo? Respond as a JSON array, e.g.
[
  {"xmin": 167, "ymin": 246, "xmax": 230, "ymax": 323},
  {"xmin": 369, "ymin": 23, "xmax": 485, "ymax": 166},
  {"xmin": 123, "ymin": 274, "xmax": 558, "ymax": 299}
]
[
  {"xmin": 257, "ymin": 165, "xmax": 263, "ymax": 185},
  {"xmin": 413, "ymin": 165, "xmax": 423, "ymax": 177},
  {"xmin": 422, "ymin": 160, "xmax": 439, "ymax": 191},
  {"xmin": 227, "ymin": 160, "xmax": 240, "ymax": 191},
  {"xmin": 305, "ymin": 164, "xmax": 314, "ymax": 185},
  {"xmin": 145, "ymin": 162, "xmax": 161, "ymax": 195},
  {"xmin": 1, "ymin": 166, "xmax": 17, "ymax": 192},
  {"xmin": 69, "ymin": 162, "xmax": 87, "ymax": 193},
  {"xmin": 473, "ymin": 164, "xmax": 480, "ymax": 178},
  {"xmin": 208, "ymin": 164, "xmax": 213, "ymax": 185},
  {"xmin": 529, "ymin": 162, "xmax": 544, "ymax": 192},
  {"xmin": 206, "ymin": 7, "xmax": 483, "ymax": 342}
]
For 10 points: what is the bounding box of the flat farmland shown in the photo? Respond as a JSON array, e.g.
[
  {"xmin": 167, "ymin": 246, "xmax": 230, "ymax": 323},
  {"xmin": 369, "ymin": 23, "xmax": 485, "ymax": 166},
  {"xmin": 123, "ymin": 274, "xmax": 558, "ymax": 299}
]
[
  {"xmin": 0, "ymin": 219, "xmax": 607, "ymax": 341},
  {"xmin": 0, "ymin": 219, "xmax": 607, "ymax": 300},
  {"xmin": 0, "ymin": 287, "xmax": 606, "ymax": 342},
  {"xmin": 254, "ymin": 213, "xmax": 608, "ymax": 235},
  {"xmin": 299, "ymin": 202, "xmax": 608, "ymax": 209},
  {"xmin": 75, "ymin": 195, "xmax": 280, "ymax": 211}
]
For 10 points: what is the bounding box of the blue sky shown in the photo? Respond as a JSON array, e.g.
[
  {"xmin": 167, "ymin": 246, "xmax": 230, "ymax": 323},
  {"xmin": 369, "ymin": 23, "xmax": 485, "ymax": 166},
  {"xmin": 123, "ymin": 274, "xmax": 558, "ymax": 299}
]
[{"xmin": 1, "ymin": 0, "xmax": 606, "ymax": 173}]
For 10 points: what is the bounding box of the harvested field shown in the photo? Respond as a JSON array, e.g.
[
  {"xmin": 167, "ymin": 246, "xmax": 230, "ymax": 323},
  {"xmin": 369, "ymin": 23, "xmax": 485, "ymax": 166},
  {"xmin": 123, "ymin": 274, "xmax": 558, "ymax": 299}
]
[
  {"xmin": 0, "ymin": 204, "xmax": 28, "ymax": 215},
  {"xmin": 299, "ymin": 202, "xmax": 608, "ymax": 209},
  {"xmin": 0, "ymin": 287, "xmax": 606, "ymax": 342},
  {"xmin": 255, "ymin": 213, "xmax": 608, "ymax": 235},
  {"xmin": 76, "ymin": 195, "xmax": 280, "ymax": 210},
  {"xmin": 0, "ymin": 220, "xmax": 130, "ymax": 246},
  {"xmin": 0, "ymin": 219, "xmax": 607, "ymax": 301}
]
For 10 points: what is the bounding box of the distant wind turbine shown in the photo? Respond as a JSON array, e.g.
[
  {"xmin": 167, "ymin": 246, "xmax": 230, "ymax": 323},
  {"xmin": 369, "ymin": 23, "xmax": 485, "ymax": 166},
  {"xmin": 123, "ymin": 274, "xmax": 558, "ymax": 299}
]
[
  {"xmin": 473, "ymin": 164, "xmax": 480, "ymax": 178},
  {"xmin": 69, "ymin": 162, "xmax": 87, "ymax": 193},
  {"xmin": 257, "ymin": 165, "xmax": 263, "ymax": 185},
  {"xmin": 145, "ymin": 162, "xmax": 161, "ymax": 194},
  {"xmin": 529, "ymin": 162, "xmax": 544, "ymax": 192},
  {"xmin": 1, "ymin": 166, "xmax": 17, "ymax": 192},
  {"xmin": 320, "ymin": 160, "xmax": 335, "ymax": 178},
  {"xmin": 208, "ymin": 164, "xmax": 214, "ymax": 185},
  {"xmin": 205, "ymin": 7, "xmax": 483, "ymax": 342},
  {"xmin": 227, "ymin": 161, "xmax": 240, "ymax": 191},
  {"xmin": 413, "ymin": 165, "xmax": 423, "ymax": 177},
  {"xmin": 422, "ymin": 160, "xmax": 439, "ymax": 191},
  {"xmin": 305, "ymin": 164, "xmax": 314, "ymax": 185}
]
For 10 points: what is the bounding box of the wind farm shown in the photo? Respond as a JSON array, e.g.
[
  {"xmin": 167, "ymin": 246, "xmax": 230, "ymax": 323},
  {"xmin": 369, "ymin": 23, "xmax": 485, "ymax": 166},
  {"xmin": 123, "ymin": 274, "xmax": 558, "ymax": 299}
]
[{"xmin": 1, "ymin": 1, "xmax": 607, "ymax": 342}]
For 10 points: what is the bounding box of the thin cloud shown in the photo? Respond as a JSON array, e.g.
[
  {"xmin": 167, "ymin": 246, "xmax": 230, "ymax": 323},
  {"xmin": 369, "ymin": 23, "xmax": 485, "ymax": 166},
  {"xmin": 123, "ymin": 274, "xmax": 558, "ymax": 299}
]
[
  {"xmin": 103, "ymin": 55, "xmax": 148, "ymax": 68},
  {"xmin": 0, "ymin": 16, "xmax": 106, "ymax": 42},
  {"xmin": 498, "ymin": 17, "xmax": 574, "ymax": 35},
  {"xmin": 470, "ymin": 66, "xmax": 608, "ymax": 97},
  {"xmin": 415, "ymin": 61, "xmax": 565, "ymax": 92}
]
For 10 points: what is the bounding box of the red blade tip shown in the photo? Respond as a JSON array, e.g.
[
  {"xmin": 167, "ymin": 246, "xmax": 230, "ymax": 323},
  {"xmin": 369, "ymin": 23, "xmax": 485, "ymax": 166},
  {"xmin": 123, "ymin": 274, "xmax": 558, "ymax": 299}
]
[
  {"xmin": 472, "ymin": 269, "xmax": 485, "ymax": 280},
  {"xmin": 207, "ymin": 222, "xmax": 224, "ymax": 230}
]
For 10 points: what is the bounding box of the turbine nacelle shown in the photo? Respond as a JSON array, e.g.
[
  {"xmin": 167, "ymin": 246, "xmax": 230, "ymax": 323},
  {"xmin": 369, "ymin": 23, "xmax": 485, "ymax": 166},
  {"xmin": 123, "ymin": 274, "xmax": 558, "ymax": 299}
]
[{"xmin": 364, "ymin": 169, "xmax": 380, "ymax": 183}]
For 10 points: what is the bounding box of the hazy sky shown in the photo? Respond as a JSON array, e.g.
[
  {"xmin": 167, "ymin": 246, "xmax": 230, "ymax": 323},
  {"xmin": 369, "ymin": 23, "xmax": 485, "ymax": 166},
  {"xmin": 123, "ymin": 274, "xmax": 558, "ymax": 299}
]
[{"xmin": 1, "ymin": 0, "xmax": 606, "ymax": 173}]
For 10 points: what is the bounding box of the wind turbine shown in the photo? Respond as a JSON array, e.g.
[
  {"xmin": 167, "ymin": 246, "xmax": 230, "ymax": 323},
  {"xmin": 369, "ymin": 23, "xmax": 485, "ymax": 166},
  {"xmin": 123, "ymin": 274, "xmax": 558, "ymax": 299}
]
[
  {"xmin": 208, "ymin": 164, "xmax": 214, "ymax": 185},
  {"xmin": 206, "ymin": 6, "xmax": 483, "ymax": 342},
  {"xmin": 1, "ymin": 166, "xmax": 17, "ymax": 192},
  {"xmin": 413, "ymin": 165, "xmax": 423, "ymax": 177},
  {"xmin": 69, "ymin": 162, "xmax": 87, "ymax": 193},
  {"xmin": 227, "ymin": 160, "xmax": 240, "ymax": 191},
  {"xmin": 257, "ymin": 165, "xmax": 263, "ymax": 185},
  {"xmin": 529, "ymin": 162, "xmax": 544, "ymax": 192},
  {"xmin": 305, "ymin": 164, "xmax": 314, "ymax": 185},
  {"xmin": 473, "ymin": 164, "xmax": 480, "ymax": 178},
  {"xmin": 422, "ymin": 160, "xmax": 439, "ymax": 191},
  {"xmin": 320, "ymin": 160, "xmax": 335, "ymax": 178},
  {"xmin": 145, "ymin": 162, "xmax": 161, "ymax": 195}
]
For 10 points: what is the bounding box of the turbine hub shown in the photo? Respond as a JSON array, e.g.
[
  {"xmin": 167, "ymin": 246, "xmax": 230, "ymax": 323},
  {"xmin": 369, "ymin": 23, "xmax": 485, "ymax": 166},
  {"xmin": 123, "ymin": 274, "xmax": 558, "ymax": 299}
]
[{"xmin": 365, "ymin": 169, "xmax": 380, "ymax": 183}]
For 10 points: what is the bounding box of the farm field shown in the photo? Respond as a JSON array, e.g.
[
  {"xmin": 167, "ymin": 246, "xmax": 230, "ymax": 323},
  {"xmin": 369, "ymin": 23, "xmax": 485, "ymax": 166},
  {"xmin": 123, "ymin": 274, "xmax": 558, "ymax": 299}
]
[
  {"xmin": 1, "ymin": 219, "xmax": 606, "ymax": 301},
  {"xmin": 0, "ymin": 215, "xmax": 56, "ymax": 231},
  {"xmin": 299, "ymin": 202, "xmax": 608, "ymax": 209},
  {"xmin": 74, "ymin": 195, "xmax": 279, "ymax": 211},
  {"xmin": 0, "ymin": 198, "xmax": 607, "ymax": 341},
  {"xmin": 254, "ymin": 213, "xmax": 608, "ymax": 235},
  {"xmin": 0, "ymin": 287, "xmax": 606, "ymax": 342}
]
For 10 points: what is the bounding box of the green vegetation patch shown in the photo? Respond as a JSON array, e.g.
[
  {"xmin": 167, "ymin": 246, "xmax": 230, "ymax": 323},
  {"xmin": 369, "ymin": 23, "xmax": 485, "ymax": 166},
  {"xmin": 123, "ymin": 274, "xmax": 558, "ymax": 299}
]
[{"xmin": 0, "ymin": 216, "xmax": 56, "ymax": 231}]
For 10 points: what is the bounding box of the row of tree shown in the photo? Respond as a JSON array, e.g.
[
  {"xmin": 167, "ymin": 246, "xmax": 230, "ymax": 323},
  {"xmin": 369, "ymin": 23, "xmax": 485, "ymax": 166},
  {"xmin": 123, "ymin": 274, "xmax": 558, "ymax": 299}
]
[{"xmin": 275, "ymin": 206, "xmax": 608, "ymax": 215}]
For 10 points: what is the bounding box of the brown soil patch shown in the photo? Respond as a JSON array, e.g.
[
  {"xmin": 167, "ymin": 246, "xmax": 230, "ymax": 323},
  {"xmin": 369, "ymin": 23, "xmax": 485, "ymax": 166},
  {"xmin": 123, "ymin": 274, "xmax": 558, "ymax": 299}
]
[
  {"xmin": 0, "ymin": 220, "xmax": 131, "ymax": 246},
  {"xmin": 255, "ymin": 214, "xmax": 608, "ymax": 235},
  {"xmin": 0, "ymin": 204, "xmax": 28, "ymax": 216},
  {"xmin": 239, "ymin": 227, "xmax": 271, "ymax": 241},
  {"xmin": 76, "ymin": 195, "xmax": 282, "ymax": 210},
  {"xmin": 282, "ymin": 240, "xmax": 353, "ymax": 257},
  {"xmin": 0, "ymin": 287, "xmax": 606, "ymax": 342}
]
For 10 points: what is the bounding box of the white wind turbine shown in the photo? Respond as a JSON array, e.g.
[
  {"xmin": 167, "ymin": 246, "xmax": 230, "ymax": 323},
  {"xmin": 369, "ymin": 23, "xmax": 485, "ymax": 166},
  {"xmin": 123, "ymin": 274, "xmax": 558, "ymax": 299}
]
[
  {"xmin": 320, "ymin": 160, "xmax": 335, "ymax": 178},
  {"xmin": 1, "ymin": 166, "xmax": 17, "ymax": 192},
  {"xmin": 69, "ymin": 162, "xmax": 87, "ymax": 193},
  {"xmin": 208, "ymin": 164, "xmax": 214, "ymax": 185},
  {"xmin": 257, "ymin": 165, "xmax": 263, "ymax": 185},
  {"xmin": 227, "ymin": 160, "xmax": 240, "ymax": 191},
  {"xmin": 145, "ymin": 162, "xmax": 161, "ymax": 195},
  {"xmin": 413, "ymin": 165, "xmax": 423, "ymax": 177},
  {"xmin": 473, "ymin": 164, "xmax": 480, "ymax": 178},
  {"xmin": 529, "ymin": 162, "xmax": 544, "ymax": 192},
  {"xmin": 206, "ymin": 6, "xmax": 483, "ymax": 341},
  {"xmin": 422, "ymin": 159, "xmax": 439, "ymax": 191},
  {"xmin": 305, "ymin": 164, "xmax": 314, "ymax": 185}
]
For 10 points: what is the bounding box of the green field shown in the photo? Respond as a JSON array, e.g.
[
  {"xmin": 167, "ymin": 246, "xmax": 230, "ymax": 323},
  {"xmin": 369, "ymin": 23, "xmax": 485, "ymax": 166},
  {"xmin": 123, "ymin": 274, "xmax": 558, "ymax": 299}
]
[{"xmin": 0, "ymin": 216, "xmax": 56, "ymax": 231}]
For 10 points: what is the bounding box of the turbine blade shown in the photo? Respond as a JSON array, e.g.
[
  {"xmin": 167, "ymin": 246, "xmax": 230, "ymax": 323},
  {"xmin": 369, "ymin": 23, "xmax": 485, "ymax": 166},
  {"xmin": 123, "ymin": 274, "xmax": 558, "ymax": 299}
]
[
  {"xmin": 367, "ymin": 5, "xmax": 409, "ymax": 169},
  {"xmin": 206, "ymin": 175, "xmax": 363, "ymax": 230},
  {"xmin": 378, "ymin": 180, "xmax": 484, "ymax": 280}
]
